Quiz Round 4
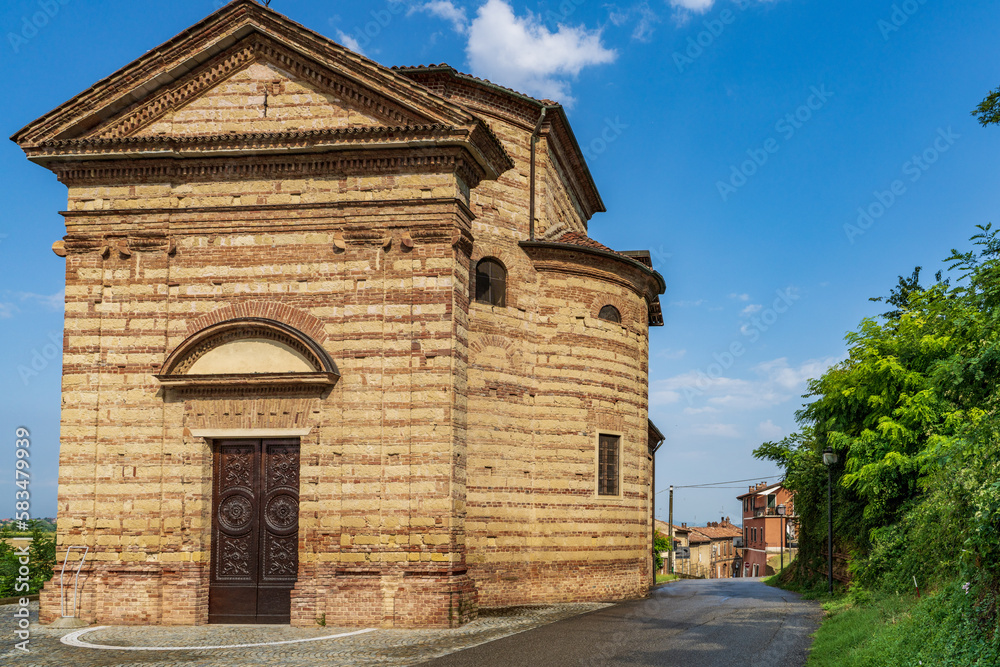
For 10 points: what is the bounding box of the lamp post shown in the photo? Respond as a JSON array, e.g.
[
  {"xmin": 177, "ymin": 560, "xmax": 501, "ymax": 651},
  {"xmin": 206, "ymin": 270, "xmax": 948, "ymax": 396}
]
[{"xmin": 822, "ymin": 447, "xmax": 839, "ymax": 594}]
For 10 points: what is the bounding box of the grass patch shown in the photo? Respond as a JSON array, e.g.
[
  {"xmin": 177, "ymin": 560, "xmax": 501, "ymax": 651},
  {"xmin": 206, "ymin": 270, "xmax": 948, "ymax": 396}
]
[
  {"xmin": 655, "ymin": 573, "xmax": 679, "ymax": 584},
  {"xmin": 769, "ymin": 576, "xmax": 1000, "ymax": 666}
]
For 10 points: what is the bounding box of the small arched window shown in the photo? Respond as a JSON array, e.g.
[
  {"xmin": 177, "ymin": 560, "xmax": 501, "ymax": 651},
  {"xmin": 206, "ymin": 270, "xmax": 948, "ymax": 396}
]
[
  {"xmin": 598, "ymin": 305, "xmax": 621, "ymax": 323},
  {"xmin": 475, "ymin": 258, "xmax": 506, "ymax": 306}
]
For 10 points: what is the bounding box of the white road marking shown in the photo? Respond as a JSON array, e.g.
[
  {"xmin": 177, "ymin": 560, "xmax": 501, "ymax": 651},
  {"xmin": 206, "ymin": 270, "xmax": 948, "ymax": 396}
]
[{"xmin": 60, "ymin": 626, "xmax": 376, "ymax": 651}]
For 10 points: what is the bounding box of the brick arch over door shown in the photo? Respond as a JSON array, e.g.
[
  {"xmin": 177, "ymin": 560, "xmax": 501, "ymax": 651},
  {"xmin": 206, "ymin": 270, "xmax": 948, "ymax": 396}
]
[{"xmin": 185, "ymin": 301, "xmax": 329, "ymax": 346}]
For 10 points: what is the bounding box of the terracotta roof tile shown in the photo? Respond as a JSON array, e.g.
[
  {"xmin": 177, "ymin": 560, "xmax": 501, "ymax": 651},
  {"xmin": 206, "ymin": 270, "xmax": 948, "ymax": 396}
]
[
  {"xmin": 690, "ymin": 524, "xmax": 743, "ymax": 540},
  {"xmin": 687, "ymin": 530, "xmax": 711, "ymax": 544},
  {"xmin": 392, "ymin": 63, "xmax": 559, "ymax": 106},
  {"xmin": 554, "ymin": 232, "xmax": 622, "ymax": 255},
  {"xmin": 654, "ymin": 520, "xmax": 689, "ymax": 534}
]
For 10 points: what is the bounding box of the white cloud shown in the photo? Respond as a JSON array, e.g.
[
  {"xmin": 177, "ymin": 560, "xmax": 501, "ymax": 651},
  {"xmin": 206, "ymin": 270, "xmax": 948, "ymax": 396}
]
[
  {"xmin": 608, "ymin": 7, "xmax": 630, "ymax": 27},
  {"xmin": 336, "ymin": 30, "xmax": 365, "ymax": 55},
  {"xmin": 464, "ymin": 0, "xmax": 617, "ymax": 104},
  {"xmin": 652, "ymin": 356, "xmax": 841, "ymax": 411},
  {"xmin": 683, "ymin": 406, "xmax": 719, "ymax": 415},
  {"xmin": 651, "ymin": 388, "xmax": 682, "ymax": 405},
  {"xmin": 741, "ymin": 304, "xmax": 762, "ymax": 315},
  {"xmin": 17, "ymin": 290, "xmax": 65, "ymax": 312},
  {"xmin": 754, "ymin": 356, "xmax": 839, "ymax": 391},
  {"xmin": 632, "ymin": 4, "xmax": 661, "ymax": 41},
  {"xmin": 656, "ymin": 348, "xmax": 688, "ymax": 360},
  {"xmin": 757, "ymin": 419, "xmax": 784, "ymax": 440},
  {"xmin": 606, "ymin": 3, "xmax": 660, "ymax": 41},
  {"xmin": 410, "ymin": 1, "xmax": 468, "ymax": 32},
  {"xmin": 669, "ymin": 0, "xmax": 714, "ymax": 12},
  {"xmin": 669, "ymin": 299, "xmax": 706, "ymax": 308},
  {"xmin": 0, "ymin": 302, "xmax": 15, "ymax": 318},
  {"xmin": 729, "ymin": 293, "xmax": 750, "ymax": 301}
]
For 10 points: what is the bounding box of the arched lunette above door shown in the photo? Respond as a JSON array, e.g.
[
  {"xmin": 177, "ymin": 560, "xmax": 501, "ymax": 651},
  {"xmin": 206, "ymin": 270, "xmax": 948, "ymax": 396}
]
[{"xmin": 155, "ymin": 317, "xmax": 339, "ymax": 391}]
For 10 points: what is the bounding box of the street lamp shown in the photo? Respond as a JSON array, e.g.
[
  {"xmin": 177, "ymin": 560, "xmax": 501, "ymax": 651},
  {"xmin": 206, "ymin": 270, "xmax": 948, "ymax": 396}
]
[{"xmin": 822, "ymin": 447, "xmax": 839, "ymax": 594}]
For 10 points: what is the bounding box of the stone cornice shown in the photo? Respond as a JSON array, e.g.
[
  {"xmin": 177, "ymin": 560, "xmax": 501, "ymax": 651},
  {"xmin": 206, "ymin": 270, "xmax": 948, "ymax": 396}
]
[
  {"xmin": 59, "ymin": 196, "xmax": 476, "ymax": 223},
  {"xmin": 156, "ymin": 372, "xmax": 339, "ymax": 391},
  {"xmin": 520, "ymin": 240, "xmax": 666, "ymax": 295},
  {"xmin": 41, "ymin": 145, "xmax": 492, "ymax": 189}
]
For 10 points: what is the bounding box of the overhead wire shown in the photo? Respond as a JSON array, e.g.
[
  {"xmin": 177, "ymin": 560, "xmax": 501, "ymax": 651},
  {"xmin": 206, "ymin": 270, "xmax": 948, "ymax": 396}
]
[{"xmin": 654, "ymin": 474, "xmax": 784, "ymax": 495}]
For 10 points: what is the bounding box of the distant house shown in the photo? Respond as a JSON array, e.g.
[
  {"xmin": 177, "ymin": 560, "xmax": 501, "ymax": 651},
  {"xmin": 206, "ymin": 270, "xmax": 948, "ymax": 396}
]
[
  {"xmin": 662, "ymin": 518, "xmax": 741, "ymax": 579},
  {"xmin": 737, "ymin": 482, "xmax": 796, "ymax": 578},
  {"xmin": 691, "ymin": 518, "xmax": 743, "ymax": 579},
  {"xmin": 653, "ymin": 520, "xmax": 690, "ymax": 575},
  {"xmin": 685, "ymin": 528, "xmax": 713, "ymax": 578}
]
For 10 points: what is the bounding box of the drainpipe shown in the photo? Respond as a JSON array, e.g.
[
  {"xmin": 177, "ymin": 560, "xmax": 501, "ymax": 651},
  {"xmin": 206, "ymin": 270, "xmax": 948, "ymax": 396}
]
[{"xmin": 528, "ymin": 106, "xmax": 549, "ymax": 241}]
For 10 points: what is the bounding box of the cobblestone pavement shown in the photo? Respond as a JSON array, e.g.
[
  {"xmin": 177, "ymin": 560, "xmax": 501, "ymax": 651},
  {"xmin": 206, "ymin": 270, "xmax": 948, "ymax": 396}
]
[{"xmin": 0, "ymin": 600, "xmax": 610, "ymax": 666}]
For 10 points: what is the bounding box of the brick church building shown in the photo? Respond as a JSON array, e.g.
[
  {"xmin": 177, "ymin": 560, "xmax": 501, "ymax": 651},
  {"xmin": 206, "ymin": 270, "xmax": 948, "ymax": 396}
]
[{"xmin": 13, "ymin": 0, "xmax": 665, "ymax": 628}]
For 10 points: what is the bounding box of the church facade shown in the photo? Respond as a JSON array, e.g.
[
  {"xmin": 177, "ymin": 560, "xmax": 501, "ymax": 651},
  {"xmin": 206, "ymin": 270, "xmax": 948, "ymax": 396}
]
[{"xmin": 14, "ymin": 0, "xmax": 665, "ymax": 628}]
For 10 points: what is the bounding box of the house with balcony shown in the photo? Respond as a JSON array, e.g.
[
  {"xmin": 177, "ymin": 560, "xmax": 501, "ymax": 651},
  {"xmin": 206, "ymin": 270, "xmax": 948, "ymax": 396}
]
[{"xmin": 738, "ymin": 482, "xmax": 796, "ymax": 578}]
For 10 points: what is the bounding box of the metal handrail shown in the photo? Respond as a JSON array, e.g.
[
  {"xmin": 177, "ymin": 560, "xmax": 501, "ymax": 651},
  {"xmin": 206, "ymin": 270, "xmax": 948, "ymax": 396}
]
[{"xmin": 59, "ymin": 546, "xmax": 89, "ymax": 618}]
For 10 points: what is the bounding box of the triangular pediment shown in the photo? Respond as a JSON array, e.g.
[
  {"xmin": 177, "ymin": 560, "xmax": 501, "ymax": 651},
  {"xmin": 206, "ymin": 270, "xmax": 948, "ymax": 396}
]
[
  {"xmin": 13, "ymin": 1, "xmax": 479, "ymax": 145},
  {"xmin": 12, "ymin": 0, "xmax": 512, "ymax": 182},
  {"xmin": 84, "ymin": 39, "xmax": 399, "ymax": 141}
]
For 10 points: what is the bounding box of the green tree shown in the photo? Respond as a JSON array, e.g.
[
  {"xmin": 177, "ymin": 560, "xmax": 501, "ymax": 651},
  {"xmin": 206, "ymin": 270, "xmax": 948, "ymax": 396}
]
[
  {"xmin": 653, "ymin": 530, "xmax": 672, "ymax": 572},
  {"xmin": 755, "ymin": 226, "xmax": 1000, "ymax": 630},
  {"xmin": 973, "ymin": 86, "xmax": 1000, "ymax": 126}
]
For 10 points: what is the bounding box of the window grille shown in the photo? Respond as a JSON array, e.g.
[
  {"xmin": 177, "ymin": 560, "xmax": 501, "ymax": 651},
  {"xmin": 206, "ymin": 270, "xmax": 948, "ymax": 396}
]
[
  {"xmin": 475, "ymin": 258, "xmax": 506, "ymax": 306},
  {"xmin": 597, "ymin": 434, "xmax": 620, "ymax": 496}
]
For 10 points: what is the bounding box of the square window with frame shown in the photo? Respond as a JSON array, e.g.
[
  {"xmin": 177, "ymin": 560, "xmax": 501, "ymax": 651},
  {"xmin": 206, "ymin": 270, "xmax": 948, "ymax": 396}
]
[{"xmin": 597, "ymin": 434, "xmax": 620, "ymax": 496}]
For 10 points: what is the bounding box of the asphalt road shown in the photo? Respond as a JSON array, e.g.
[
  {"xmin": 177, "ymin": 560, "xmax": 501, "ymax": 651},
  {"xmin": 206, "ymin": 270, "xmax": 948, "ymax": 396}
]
[{"xmin": 418, "ymin": 578, "xmax": 821, "ymax": 667}]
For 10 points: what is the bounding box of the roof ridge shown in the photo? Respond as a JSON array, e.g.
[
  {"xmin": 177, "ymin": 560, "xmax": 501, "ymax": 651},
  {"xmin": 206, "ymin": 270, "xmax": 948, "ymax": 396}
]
[{"xmin": 391, "ymin": 63, "xmax": 560, "ymax": 107}]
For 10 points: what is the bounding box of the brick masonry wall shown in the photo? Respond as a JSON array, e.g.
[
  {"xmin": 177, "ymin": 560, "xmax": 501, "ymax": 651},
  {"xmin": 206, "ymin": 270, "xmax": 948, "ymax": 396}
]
[
  {"xmin": 456, "ymin": 98, "xmax": 656, "ymax": 606},
  {"xmin": 49, "ymin": 174, "xmax": 479, "ymax": 626}
]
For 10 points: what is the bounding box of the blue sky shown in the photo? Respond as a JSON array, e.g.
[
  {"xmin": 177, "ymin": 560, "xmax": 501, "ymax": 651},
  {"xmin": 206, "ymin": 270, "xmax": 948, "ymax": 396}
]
[{"xmin": 1, "ymin": 0, "xmax": 998, "ymax": 527}]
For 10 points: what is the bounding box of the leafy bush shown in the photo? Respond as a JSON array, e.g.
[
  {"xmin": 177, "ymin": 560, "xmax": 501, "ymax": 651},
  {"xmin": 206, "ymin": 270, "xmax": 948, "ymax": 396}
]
[{"xmin": 0, "ymin": 520, "xmax": 56, "ymax": 597}]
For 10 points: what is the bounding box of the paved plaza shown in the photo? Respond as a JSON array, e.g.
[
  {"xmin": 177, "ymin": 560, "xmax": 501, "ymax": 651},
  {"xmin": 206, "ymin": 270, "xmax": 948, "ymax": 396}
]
[{"xmin": 0, "ymin": 600, "xmax": 610, "ymax": 667}]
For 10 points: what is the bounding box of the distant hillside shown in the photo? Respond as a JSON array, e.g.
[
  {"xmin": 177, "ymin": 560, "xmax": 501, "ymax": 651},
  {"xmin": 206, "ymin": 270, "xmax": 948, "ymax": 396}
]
[{"xmin": 0, "ymin": 518, "xmax": 57, "ymax": 532}]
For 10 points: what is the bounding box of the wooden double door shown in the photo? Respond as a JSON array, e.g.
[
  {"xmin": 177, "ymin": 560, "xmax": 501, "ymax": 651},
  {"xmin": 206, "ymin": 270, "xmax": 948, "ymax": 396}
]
[{"xmin": 209, "ymin": 439, "xmax": 300, "ymax": 624}]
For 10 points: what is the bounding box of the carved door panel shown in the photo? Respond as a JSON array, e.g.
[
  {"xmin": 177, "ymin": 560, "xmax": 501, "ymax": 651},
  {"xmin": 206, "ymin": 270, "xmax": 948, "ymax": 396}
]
[{"xmin": 209, "ymin": 439, "xmax": 300, "ymax": 624}]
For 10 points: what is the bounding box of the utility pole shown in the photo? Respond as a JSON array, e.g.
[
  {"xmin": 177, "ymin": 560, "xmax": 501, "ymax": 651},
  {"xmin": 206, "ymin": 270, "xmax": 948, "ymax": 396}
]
[
  {"xmin": 778, "ymin": 503, "xmax": 786, "ymax": 572},
  {"xmin": 668, "ymin": 485, "xmax": 674, "ymax": 575}
]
